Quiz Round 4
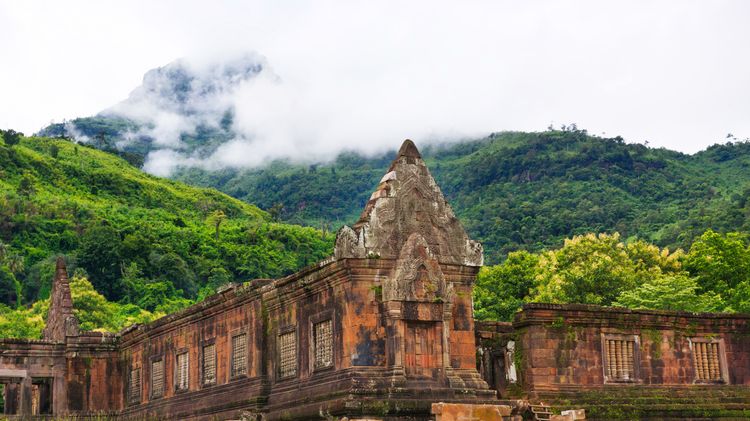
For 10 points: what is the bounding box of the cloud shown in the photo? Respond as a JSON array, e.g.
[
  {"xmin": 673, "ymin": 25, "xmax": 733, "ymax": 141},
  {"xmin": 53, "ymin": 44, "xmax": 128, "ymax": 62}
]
[{"xmin": 2, "ymin": 0, "xmax": 750, "ymax": 173}]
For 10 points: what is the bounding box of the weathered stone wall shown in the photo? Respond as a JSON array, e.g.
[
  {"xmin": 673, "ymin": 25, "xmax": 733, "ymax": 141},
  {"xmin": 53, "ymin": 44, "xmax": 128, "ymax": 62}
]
[
  {"xmin": 0, "ymin": 332, "xmax": 120, "ymax": 417},
  {"xmin": 65, "ymin": 332, "xmax": 122, "ymax": 414},
  {"xmin": 0, "ymin": 140, "xmax": 497, "ymax": 420},
  {"xmin": 113, "ymin": 257, "xmax": 491, "ymax": 420},
  {"xmin": 476, "ymin": 304, "xmax": 750, "ymax": 419},
  {"xmin": 511, "ymin": 303, "xmax": 750, "ymax": 390},
  {"xmin": 118, "ymin": 267, "xmax": 269, "ymax": 420}
]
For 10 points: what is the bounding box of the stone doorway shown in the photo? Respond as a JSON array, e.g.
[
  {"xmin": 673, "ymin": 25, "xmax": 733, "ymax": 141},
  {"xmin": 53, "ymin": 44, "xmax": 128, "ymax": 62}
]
[
  {"xmin": 1, "ymin": 381, "xmax": 20, "ymax": 415},
  {"xmin": 31, "ymin": 378, "xmax": 53, "ymax": 415},
  {"xmin": 404, "ymin": 321, "xmax": 442, "ymax": 377}
]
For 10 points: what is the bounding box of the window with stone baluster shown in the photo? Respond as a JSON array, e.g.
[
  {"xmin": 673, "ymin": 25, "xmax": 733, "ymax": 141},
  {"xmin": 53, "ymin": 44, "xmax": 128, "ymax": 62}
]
[
  {"xmin": 202, "ymin": 342, "xmax": 216, "ymax": 385},
  {"xmin": 278, "ymin": 330, "xmax": 297, "ymax": 378},
  {"xmin": 231, "ymin": 333, "xmax": 248, "ymax": 378},
  {"xmin": 313, "ymin": 320, "xmax": 333, "ymax": 370},
  {"xmin": 175, "ymin": 351, "xmax": 189, "ymax": 391},
  {"xmin": 128, "ymin": 367, "xmax": 141, "ymax": 405},
  {"xmin": 691, "ymin": 337, "xmax": 726, "ymax": 383},
  {"xmin": 151, "ymin": 358, "xmax": 164, "ymax": 399},
  {"xmin": 602, "ymin": 334, "xmax": 640, "ymax": 383}
]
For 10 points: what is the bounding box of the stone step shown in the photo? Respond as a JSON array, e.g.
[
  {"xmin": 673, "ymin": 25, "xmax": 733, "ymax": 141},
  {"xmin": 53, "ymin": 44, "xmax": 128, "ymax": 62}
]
[
  {"xmin": 554, "ymin": 396, "xmax": 750, "ymax": 405},
  {"xmin": 579, "ymin": 402, "xmax": 750, "ymax": 420}
]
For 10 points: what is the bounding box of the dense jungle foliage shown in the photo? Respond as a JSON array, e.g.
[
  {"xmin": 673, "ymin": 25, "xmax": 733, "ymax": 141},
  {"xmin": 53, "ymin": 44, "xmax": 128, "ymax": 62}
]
[
  {"xmin": 474, "ymin": 230, "xmax": 750, "ymax": 321},
  {"xmin": 170, "ymin": 129, "xmax": 750, "ymax": 264},
  {"xmin": 5, "ymin": 127, "xmax": 750, "ymax": 338},
  {"xmin": 0, "ymin": 132, "xmax": 333, "ymax": 337}
]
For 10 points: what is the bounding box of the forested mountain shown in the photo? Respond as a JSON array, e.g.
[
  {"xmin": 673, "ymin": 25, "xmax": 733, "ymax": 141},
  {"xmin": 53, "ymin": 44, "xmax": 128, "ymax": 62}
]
[
  {"xmin": 171, "ymin": 129, "xmax": 750, "ymax": 263},
  {"xmin": 0, "ymin": 131, "xmax": 332, "ymax": 315},
  {"xmin": 36, "ymin": 58, "xmax": 750, "ymax": 264}
]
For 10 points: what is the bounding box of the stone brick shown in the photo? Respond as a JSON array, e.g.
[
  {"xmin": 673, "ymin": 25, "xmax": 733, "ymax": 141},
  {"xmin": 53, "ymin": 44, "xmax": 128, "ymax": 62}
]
[{"xmin": 432, "ymin": 402, "xmax": 512, "ymax": 420}]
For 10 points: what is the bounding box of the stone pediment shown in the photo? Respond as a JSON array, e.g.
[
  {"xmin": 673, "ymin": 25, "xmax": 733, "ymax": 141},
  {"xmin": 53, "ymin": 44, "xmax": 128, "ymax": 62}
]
[{"xmin": 384, "ymin": 233, "xmax": 453, "ymax": 303}]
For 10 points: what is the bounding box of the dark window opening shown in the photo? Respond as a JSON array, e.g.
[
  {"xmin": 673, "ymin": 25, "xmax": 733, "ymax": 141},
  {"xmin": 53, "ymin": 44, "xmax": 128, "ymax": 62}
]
[
  {"xmin": 31, "ymin": 378, "xmax": 53, "ymax": 415},
  {"xmin": 2, "ymin": 382, "xmax": 20, "ymax": 415}
]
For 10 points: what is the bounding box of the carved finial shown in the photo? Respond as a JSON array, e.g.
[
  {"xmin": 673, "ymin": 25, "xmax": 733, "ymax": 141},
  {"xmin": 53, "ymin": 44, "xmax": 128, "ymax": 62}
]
[{"xmin": 397, "ymin": 139, "xmax": 421, "ymax": 159}]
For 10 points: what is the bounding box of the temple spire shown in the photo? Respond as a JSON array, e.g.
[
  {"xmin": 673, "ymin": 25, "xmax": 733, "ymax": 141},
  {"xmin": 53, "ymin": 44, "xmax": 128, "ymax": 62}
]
[
  {"xmin": 396, "ymin": 139, "xmax": 421, "ymax": 159},
  {"xmin": 335, "ymin": 139, "xmax": 483, "ymax": 267},
  {"xmin": 42, "ymin": 257, "xmax": 79, "ymax": 341}
]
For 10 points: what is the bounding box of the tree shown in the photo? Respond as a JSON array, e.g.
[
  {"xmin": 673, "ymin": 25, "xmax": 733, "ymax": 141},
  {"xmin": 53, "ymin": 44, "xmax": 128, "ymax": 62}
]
[
  {"xmin": 77, "ymin": 224, "xmax": 123, "ymax": 300},
  {"xmin": 614, "ymin": 275, "xmax": 726, "ymax": 313},
  {"xmin": 206, "ymin": 210, "xmax": 227, "ymax": 241},
  {"xmin": 49, "ymin": 144, "xmax": 60, "ymax": 159},
  {"xmin": 6, "ymin": 254, "xmax": 24, "ymax": 275},
  {"xmin": 683, "ymin": 230, "xmax": 750, "ymax": 297},
  {"xmin": 0, "ymin": 129, "xmax": 22, "ymax": 147},
  {"xmin": 0, "ymin": 302, "xmax": 45, "ymax": 339},
  {"xmin": 474, "ymin": 250, "xmax": 539, "ymax": 321},
  {"xmin": 268, "ymin": 203, "xmax": 284, "ymax": 222},
  {"xmin": 0, "ymin": 267, "xmax": 20, "ymax": 307},
  {"xmin": 17, "ymin": 175, "xmax": 35, "ymax": 198},
  {"xmin": 148, "ymin": 251, "xmax": 197, "ymax": 298},
  {"xmin": 532, "ymin": 233, "xmax": 637, "ymax": 305},
  {"xmin": 69, "ymin": 274, "xmax": 157, "ymax": 331},
  {"xmin": 531, "ymin": 233, "xmax": 683, "ymax": 306}
]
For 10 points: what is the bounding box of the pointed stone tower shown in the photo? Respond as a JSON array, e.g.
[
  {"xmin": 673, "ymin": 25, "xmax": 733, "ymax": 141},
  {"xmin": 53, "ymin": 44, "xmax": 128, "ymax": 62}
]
[
  {"xmin": 335, "ymin": 139, "xmax": 483, "ymax": 267},
  {"xmin": 42, "ymin": 257, "xmax": 79, "ymax": 341},
  {"xmin": 334, "ymin": 140, "xmax": 490, "ymax": 393}
]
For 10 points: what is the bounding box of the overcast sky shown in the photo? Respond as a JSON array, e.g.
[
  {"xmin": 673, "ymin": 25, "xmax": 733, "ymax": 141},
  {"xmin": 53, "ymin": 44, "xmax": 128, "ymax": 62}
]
[{"xmin": 1, "ymin": 0, "xmax": 749, "ymax": 157}]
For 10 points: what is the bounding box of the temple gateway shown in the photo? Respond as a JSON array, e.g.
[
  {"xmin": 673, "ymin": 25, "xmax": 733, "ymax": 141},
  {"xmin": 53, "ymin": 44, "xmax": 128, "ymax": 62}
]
[{"xmin": 1, "ymin": 140, "xmax": 749, "ymax": 420}]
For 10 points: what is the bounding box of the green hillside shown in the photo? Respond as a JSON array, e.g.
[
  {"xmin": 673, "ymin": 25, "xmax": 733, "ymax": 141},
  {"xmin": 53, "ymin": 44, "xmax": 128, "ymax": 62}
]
[
  {"xmin": 173, "ymin": 129, "xmax": 750, "ymax": 263},
  {"xmin": 0, "ymin": 132, "xmax": 333, "ymax": 314}
]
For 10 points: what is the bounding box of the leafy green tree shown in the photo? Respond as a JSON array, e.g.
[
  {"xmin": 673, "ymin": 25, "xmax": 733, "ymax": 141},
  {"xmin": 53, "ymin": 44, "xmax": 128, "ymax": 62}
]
[
  {"xmin": 0, "ymin": 267, "xmax": 20, "ymax": 307},
  {"xmin": 534, "ymin": 233, "xmax": 634, "ymax": 305},
  {"xmin": 78, "ymin": 224, "xmax": 123, "ymax": 300},
  {"xmin": 268, "ymin": 203, "xmax": 284, "ymax": 222},
  {"xmin": 474, "ymin": 250, "xmax": 539, "ymax": 321},
  {"xmin": 0, "ymin": 303, "xmax": 44, "ymax": 339},
  {"xmin": 148, "ymin": 251, "xmax": 197, "ymax": 298},
  {"xmin": 614, "ymin": 275, "xmax": 726, "ymax": 312},
  {"xmin": 683, "ymin": 230, "xmax": 750, "ymax": 296},
  {"xmin": 207, "ymin": 209, "xmax": 227, "ymax": 241},
  {"xmin": 0, "ymin": 129, "xmax": 22, "ymax": 147},
  {"xmin": 49, "ymin": 144, "xmax": 60, "ymax": 159},
  {"xmin": 207, "ymin": 267, "xmax": 232, "ymax": 289},
  {"xmin": 69, "ymin": 275, "xmax": 156, "ymax": 331},
  {"xmin": 16, "ymin": 175, "xmax": 35, "ymax": 197},
  {"xmin": 121, "ymin": 261, "xmax": 147, "ymax": 304},
  {"xmin": 532, "ymin": 233, "xmax": 683, "ymax": 306}
]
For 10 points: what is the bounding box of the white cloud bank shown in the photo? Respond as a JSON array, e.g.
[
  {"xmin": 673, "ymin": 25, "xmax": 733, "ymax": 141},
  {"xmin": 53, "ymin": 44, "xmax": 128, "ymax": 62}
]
[{"xmin": 1, "ymin": 0, "xmax": 750, "ymax": 175}]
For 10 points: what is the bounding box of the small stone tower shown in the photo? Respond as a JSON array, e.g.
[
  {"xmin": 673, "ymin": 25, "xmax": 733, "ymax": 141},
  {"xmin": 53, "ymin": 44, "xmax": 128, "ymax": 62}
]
[
  {"xmin": 334, "ymin": 139, "xmax": 489, "ymax": 390},
  {"xmin": 42, "ymin": 257, "xmax": 79, "ymax": 341}
]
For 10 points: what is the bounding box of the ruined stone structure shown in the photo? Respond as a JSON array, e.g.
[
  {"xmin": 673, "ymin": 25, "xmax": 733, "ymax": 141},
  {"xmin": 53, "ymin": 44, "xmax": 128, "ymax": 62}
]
[
  {"xmin": 2, "ymin": 140, "xmax": 750, "ymax": 420},
  {"xmin": 0, "ymin": 140, "xmax": 502, "ymax": 420},
  {"xmin": 477, "ymin": 303, "xmax": 750, "ymax": 419}
]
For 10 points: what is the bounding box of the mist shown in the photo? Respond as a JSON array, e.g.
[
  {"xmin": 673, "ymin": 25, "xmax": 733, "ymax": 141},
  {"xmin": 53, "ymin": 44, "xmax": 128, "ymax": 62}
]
[{"xmin": 2, "ymin": 0, "xmax": 750, "ymax": 176}]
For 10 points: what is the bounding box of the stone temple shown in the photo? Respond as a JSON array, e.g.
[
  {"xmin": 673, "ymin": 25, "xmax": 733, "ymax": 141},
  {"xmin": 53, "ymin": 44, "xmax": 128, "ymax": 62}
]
[{"xmin": 1, "ymin": 140, "xmax": 750, "ymax": 420}]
